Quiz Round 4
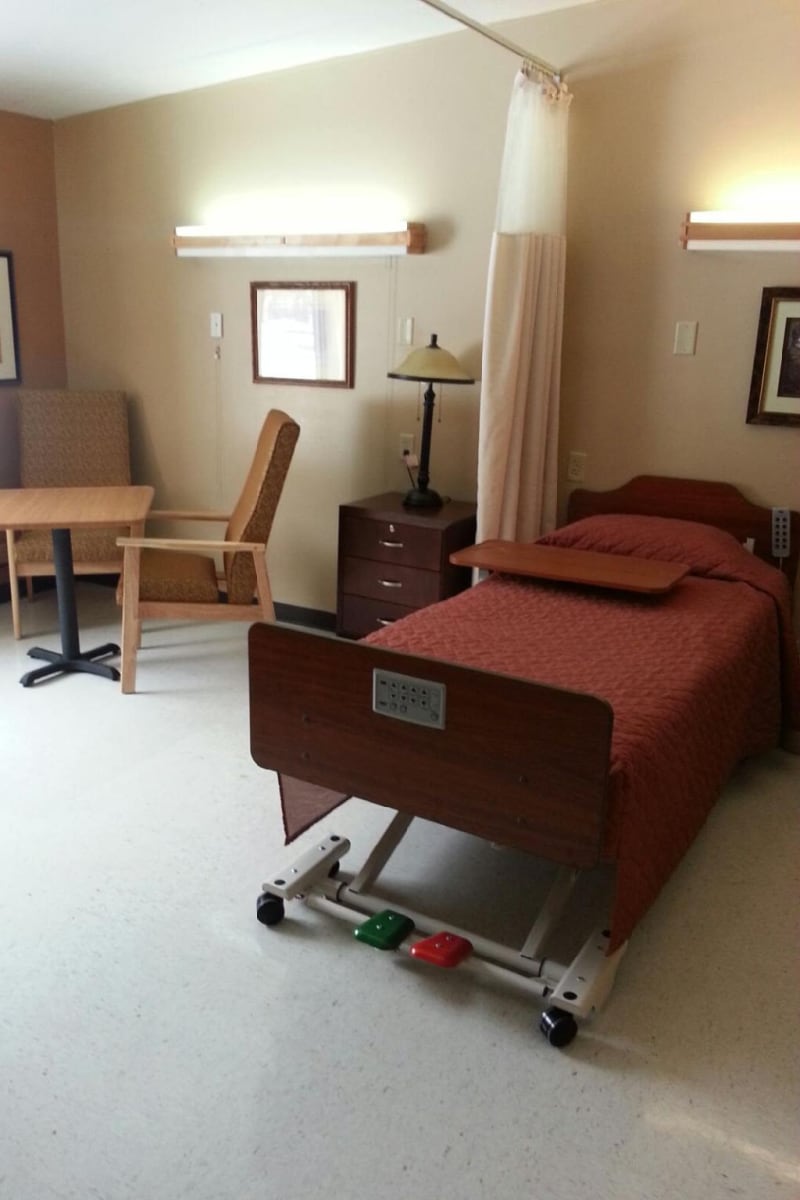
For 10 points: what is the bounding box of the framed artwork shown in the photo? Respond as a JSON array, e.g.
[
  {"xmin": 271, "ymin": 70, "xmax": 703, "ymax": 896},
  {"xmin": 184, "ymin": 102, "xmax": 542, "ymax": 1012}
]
[
  {"xmin": 746, "ymin": 286, "xmax": 800, "ymax": 426},
  {"xmin": 0, "ymin": 251, "xmax": 21, "ymax": 384},
  {"xmin": 251, "ymin": 281, "xmax": 355, "ymax": 388}
]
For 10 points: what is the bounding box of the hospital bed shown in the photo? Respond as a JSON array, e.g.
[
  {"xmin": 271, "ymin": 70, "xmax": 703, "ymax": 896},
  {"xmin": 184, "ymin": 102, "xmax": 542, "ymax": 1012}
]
[{"xmin": 248, "ymin": 476, "xmax": 800, "ymax": 1047}]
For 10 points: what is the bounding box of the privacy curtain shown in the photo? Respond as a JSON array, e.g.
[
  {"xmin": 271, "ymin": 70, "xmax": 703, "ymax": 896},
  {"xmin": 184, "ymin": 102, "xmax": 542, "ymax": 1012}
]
[{"xmin": 477, "ymin": 67, "xmax": 572, "ymax": 542}]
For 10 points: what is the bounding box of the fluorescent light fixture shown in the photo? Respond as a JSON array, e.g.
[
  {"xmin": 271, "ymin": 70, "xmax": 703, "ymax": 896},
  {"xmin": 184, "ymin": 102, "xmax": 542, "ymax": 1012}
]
[
  {"xmin": 172, "ymin": 223, "xmax": 426, "ymax": 257},
  {"xmin": 681, "ymin": 211, "xmax": 800, "ymax": 251}
]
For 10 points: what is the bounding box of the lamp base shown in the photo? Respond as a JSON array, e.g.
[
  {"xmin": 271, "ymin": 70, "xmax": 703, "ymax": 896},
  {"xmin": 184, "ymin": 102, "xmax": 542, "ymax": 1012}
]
[{"xmin": 402, "ymin": 486, "xmax": 443, "ymax": 510}]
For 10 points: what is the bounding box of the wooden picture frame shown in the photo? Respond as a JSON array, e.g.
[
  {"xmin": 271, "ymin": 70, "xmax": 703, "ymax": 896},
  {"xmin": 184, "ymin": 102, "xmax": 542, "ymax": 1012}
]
[
  {"xmin": 746, "ymin": 286, "xmax": 800, "ymax": 426},
  {"xmin": 251, "ymin": 281, "xmax": 355, "ymax": 388},
  {"xmin": 0, "ymin": 251, "xmax": 21, "ymax": 384}
]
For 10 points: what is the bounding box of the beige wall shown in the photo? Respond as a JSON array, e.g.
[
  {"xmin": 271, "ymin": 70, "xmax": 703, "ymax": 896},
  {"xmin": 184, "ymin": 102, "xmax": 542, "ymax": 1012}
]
[
  {"xmin": 53, "ymin": 0, "xmax": 800, "ymax": 613},
  {"xmin": 0, "ymin": 110, "xmax": 67, "ymax": 485},
  {"xmin": 558, "ymin": 0, "xmax": 800, "ymax": 506},
  {"xmin": 0, "ymin": 110, "xmax": 67, "ymax": 579}
]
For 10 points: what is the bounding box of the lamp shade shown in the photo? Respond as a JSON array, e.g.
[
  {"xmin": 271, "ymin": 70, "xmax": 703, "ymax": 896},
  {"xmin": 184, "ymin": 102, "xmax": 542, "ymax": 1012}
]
[{"xmin": 388, "ymin": 333, "xmax": 474, "ymax": 384}]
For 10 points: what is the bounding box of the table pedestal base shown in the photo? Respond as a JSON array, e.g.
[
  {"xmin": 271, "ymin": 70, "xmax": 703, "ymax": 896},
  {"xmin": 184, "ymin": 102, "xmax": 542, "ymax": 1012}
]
[
  {"xmin": 21, "ymin": 642, "xmax": 120, "ymax": 687},
  {"xmin": 17, "ymin": 528, "xmax": 122, "ymax": 687}
]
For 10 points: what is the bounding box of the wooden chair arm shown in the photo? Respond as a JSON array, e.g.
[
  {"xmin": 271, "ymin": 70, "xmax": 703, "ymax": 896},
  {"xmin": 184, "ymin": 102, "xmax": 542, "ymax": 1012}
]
[
  {"xmin": 147, "ymin": 509, "xmax": 231, "ymax": 522},
  {"xmin": 118, "ymin": 536, "xmax": 266, "ymax": 554}
]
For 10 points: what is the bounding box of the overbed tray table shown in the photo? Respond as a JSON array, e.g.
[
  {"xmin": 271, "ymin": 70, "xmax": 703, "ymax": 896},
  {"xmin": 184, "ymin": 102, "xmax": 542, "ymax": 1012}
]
[{"xmin": 449, "ymin": 540, "xmax": 689, "ymax": 593}]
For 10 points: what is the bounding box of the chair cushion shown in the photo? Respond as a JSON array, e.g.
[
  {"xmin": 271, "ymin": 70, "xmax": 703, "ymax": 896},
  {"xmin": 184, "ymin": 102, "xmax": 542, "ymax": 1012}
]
[
  {"xmin": 12, "ymin": 528, "xmax": 125, "ymax": 566},
  {"xmin": 18, "ymin": 390, "xmax": 131, "ymax": 488},
  {"xmin": 129, "ymin": 548, "xmax": 220, "ymax": 604}
]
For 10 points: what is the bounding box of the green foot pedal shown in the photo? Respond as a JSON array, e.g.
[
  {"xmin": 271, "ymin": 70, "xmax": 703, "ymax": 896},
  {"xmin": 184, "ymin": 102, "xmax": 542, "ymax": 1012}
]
[{"xmin": 354, "ymin": 909, "xmax": 415, "ymax": 951}]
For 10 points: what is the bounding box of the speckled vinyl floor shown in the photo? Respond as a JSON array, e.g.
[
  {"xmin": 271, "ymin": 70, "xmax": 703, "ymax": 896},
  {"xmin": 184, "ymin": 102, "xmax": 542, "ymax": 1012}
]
[{"xmin": 1, "ymin": 584, "xmax": 798, "ymax": 1200}]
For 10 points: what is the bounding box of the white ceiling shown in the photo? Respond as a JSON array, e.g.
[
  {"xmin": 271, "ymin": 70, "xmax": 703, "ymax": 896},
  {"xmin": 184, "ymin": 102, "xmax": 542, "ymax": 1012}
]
[{"xmin": 0, "ymin": 0, "xmax": 594, "ymax": 121}]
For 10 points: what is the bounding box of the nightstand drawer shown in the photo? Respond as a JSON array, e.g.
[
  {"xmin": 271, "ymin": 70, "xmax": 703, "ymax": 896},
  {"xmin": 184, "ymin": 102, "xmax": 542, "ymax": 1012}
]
[
  {"xmin": 340, "ymin": 556, "xmax": 442, "ymax": 608},
  {"xmin": 340, "ymin": 513, "xmax": 443, "ymax": 570},
  {"xmin": 338, "ymin": 594, "xmax": 417, "ymax": 639},
  {"xmin": 336, "ymin": 493, "xmax": 477, "ymax": 640}
]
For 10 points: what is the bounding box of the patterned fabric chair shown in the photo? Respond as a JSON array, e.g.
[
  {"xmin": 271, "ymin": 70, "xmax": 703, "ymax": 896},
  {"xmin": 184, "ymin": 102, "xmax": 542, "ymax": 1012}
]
[
  {"xmin": 117, "ymin": 408, "xmax": 299, "ymax": 694},
  {"xmin": 6, "ymin": 389, "xmax": 132, "ymax": 639}
]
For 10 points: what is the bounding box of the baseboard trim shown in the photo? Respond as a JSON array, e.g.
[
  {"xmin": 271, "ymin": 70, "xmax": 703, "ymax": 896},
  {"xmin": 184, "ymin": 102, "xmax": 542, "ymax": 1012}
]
[{"xmin": 274, "ymin": 603, "xmax": 336, "ymax": 633}]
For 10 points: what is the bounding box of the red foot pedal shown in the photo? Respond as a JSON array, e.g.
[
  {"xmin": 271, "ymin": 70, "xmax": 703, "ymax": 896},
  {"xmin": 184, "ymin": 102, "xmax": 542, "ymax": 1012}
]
[
  {"xmin": 354, "ymin": 909, "xmax": 415, "ymax": 950},
  {"xmin": 410, "ymin": 931, "xmax": 472, "ymax": 968}
]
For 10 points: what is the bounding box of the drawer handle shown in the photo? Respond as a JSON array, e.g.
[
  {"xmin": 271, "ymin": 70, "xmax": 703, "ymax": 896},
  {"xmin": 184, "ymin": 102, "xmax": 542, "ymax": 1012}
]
[
  {"xmin": 377, "ymin": 578, "xmax": 403, "ymax": 589},
  {"xmin": 376, "ymin": 617, "xmax": 396, "ymax": 626},
  {"xmin": 378, "ymin": 539, "xmax": 404, "ymax": 548}
]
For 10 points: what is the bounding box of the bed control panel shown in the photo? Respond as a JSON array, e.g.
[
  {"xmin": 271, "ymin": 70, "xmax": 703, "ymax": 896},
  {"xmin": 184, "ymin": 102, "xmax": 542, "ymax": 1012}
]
[
  {"xmin": 372, "ymin": 668, "xmax": 446, "ymax": 730},
  {"xmin": 771, "ymin": 507, "xmax": 791, "ymax": 559}
]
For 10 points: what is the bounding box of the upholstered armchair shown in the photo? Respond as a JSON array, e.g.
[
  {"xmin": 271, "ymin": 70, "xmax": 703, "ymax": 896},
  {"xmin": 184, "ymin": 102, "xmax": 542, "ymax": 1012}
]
[
  {"xmin": 6, "ymin": 389, "xmax": 133, "ymax": 638},
  {"xmin": 117, "ymin": 408, "xmax": 300, "ymax": 693}
]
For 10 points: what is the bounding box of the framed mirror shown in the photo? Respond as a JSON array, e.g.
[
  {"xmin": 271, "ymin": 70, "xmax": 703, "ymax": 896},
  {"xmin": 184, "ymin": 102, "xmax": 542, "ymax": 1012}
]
[{"xmin": 251, "ymin": 281, "xmax": 355, "ymax": 387}]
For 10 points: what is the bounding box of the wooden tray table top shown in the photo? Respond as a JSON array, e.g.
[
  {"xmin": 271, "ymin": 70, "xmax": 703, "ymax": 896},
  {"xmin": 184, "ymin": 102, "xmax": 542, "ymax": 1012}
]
[
  {"xmin": 0, "ymin": 485, "xmax": 154, "ymax": 530},
  {"xmin": 449, "ymin": 540, "xmax": 689, "ymax": 594}
]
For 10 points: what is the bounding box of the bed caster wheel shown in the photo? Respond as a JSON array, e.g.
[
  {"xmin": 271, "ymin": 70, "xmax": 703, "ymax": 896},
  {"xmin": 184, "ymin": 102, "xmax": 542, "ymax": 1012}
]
[
  {"xmin": 256, "ymin": 892, "xmax": 285, "ymax": 927},
  {"xmin": 539, "ymin": 1006, "xmax": 578, "ymax": 1048}
]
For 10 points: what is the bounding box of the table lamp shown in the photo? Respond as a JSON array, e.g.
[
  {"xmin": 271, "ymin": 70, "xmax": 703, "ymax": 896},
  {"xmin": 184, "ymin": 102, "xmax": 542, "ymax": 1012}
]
[{"xmin": 388, "ymin": 333, "xmax": 474, "ymax": 509}]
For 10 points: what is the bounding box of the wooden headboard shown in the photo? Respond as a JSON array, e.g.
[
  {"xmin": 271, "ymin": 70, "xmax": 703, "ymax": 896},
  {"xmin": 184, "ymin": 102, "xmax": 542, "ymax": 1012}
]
[{"xmin": 567, "ymin": 475, "xmax": 800, "ymax": 589}]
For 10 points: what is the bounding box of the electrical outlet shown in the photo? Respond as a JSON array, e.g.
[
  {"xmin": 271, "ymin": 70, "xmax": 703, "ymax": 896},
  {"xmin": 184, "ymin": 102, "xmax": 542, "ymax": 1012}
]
[
  {"xmin": 567, "ymin": 451, "xmax": 587, "ymax": 482},
  {"xmin": 400, "ymin": 433, "xmax": 415, "ymax": 458}
]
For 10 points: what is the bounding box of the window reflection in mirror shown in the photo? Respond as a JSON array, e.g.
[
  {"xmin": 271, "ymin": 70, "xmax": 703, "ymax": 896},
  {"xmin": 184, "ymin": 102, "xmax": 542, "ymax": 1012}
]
[{"xmin": 251, "ymin": 281, "xmax": 355, "ymax": 387}]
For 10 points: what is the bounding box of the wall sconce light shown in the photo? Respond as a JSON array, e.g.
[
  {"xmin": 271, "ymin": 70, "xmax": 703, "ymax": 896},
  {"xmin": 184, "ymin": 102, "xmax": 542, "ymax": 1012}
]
[
  {"xmin": 680, "ymin": 211, "xmax": 800, "ymax": 251},
  {"xmin": 388, "ymin": 333, "xmax": 474, "ymax": 510},
  {"xmin": 172, "ymin": 223, "xmax": 426, "ymax": 257}
]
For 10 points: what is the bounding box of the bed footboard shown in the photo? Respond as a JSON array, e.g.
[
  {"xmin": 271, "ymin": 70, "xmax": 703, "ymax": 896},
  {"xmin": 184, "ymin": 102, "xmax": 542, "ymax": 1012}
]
[{"xmin": 248, "ymin": 624, "xmax": 614, "ymax": 868}]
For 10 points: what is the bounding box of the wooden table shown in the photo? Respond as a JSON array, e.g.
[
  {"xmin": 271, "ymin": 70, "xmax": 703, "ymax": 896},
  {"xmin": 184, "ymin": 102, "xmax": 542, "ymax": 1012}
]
[
  {"xmin": 0, "ymin": 485, "xmax": 154, "ymax": 686},
  {"xmin": 449, "ymin": 540, "xmax": 689, "ymax": 594}
]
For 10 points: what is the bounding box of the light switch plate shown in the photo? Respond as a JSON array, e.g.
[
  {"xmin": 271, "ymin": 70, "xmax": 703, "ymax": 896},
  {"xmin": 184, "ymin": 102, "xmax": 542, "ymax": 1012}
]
[{"xmin": 673, "ymin": 321, "xmax": 697, "ymax": 355}]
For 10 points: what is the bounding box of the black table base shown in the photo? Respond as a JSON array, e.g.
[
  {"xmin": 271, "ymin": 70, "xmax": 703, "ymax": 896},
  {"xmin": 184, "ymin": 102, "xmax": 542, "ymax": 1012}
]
[
  {"xmin": 19, "ymin": 527, "xmax": 120, "ymax": 687},
  {"xmin": 21, "ymin": 643, "xmax": 120, "ymax": 687}
]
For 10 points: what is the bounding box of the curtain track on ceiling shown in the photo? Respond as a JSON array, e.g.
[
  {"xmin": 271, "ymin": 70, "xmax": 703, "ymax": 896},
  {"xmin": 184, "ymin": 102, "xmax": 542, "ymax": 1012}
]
[{"xmin": 416, "ymin": 0, "xmax": 562, "ymax": 82}]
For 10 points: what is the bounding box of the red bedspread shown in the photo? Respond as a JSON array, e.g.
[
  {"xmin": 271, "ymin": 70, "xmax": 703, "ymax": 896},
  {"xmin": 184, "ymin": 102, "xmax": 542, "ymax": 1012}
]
[{"xmin": 362, "ymin": 516, "xmax": 800, "ymax": 951}]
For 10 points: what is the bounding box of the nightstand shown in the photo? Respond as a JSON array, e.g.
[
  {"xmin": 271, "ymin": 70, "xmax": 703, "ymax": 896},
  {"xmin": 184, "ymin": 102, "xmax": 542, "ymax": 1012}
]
[{"xmin": 336, "ymin": 492, "xmax": 477, "ymax": 639}]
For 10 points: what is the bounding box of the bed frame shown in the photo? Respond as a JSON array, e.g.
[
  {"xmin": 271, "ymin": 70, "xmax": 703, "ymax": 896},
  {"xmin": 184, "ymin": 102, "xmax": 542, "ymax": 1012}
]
[
  {"xmin": 248, "ymin": 476, "xmax": 799, "ymax": 1047},
  {"xmin": 568, "ymin": 474, "xmax": 799, "ymax": 584}
]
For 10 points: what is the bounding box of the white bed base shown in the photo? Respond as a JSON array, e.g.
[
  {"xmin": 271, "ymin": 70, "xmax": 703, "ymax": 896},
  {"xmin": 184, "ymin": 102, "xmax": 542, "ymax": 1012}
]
[{"xmin": 260, "ymin": 811, "xmax": 627, "ymax": 1043}]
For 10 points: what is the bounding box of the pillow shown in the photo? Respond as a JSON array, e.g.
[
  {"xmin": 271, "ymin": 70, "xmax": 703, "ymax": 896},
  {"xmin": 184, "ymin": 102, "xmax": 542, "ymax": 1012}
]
[{"xmin": 537, "ymin": 513, "xmax": 752, "ymax": 577}]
